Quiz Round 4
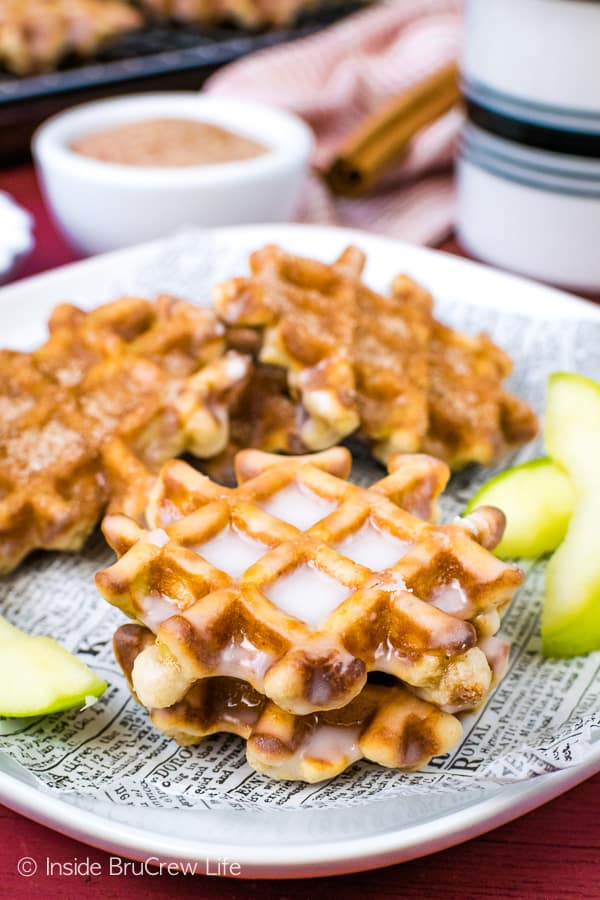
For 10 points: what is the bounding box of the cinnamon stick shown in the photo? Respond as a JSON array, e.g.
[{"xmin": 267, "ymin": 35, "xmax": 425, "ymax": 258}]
[{"xmin": 325, "ymin": 62, "xmax": 461, "ymax": 197}]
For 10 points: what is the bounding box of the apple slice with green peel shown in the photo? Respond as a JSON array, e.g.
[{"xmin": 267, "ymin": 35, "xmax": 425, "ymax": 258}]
[
  {"xmin": 0, "ymin": 615, "xmax": 106, "ymax": 717},
  {"xmin": 466, "ymin": 458, "xmax": 574, "ymax": 559},
  {"xmin": 542, "ymin": 372, "xmax": 600, "ymax": 657}
]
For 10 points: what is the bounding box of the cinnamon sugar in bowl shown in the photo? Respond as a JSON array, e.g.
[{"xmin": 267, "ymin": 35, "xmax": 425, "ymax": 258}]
[
  {"xmin": 33, "ymin": 93, "xmax": 314, "ymax": 255},
  {"xmin": 71, "ymin": 119, "xmax": 268, "ymax": 168}
]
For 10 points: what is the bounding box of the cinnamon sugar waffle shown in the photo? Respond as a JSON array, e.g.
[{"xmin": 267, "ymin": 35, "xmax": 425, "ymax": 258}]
[
  {"xmin": 96, "ymin": 448, "xmax": 522, "ymax": 719},
  {"xmin": 336, "ymin": 248, "xmax": 432, "ymax": 461},
  {"xmin": 214, "ymin": 244, "xmax": 538, "ymax": 467},
  {"xmin": 0, "ymin": 295, "xmax": 250, "ymax": 574},
  {"xmin": 214, "ymin": 245, "xmax": 360, "ymax": 451},
  {"xmin": 389, "ymin": 276, "xmax": 540, "ymax": 469},
  {"xmin": 114, "ymin": 622, "xmax": 463, "ymax": 782},
  {"xmin": 199, "ymin": 362, "xmax": 302, "ymax": 485}
]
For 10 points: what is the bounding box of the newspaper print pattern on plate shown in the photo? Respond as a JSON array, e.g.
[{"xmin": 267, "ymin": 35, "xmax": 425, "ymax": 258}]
[{"xmin": 0, "ymin": 230, "xmax": 599, "ymax": 811}]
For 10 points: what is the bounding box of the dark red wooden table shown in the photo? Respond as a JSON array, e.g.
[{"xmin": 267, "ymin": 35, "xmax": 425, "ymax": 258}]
[{"xmin": 1, "ymin": 164, "xmax": 599, "ymax": 900}]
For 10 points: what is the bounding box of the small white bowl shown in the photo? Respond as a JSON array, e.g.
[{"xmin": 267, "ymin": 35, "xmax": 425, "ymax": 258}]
[{"xmin": 32, "ymin": 93, "xmax": 315, "ymax": 255}]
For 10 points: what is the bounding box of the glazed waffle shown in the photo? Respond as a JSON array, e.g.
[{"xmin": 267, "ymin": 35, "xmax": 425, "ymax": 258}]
[
  {"xmin": 114, "ymin": 622, "xmax": 463, "ymax": 782},
  {"xmin": 96, "ymin": 448, "xmax": 522, "ymax": 718},
  {"xmin": 214, "ymin": 245, "xmax": 538, "ymax": 467},
  {"xmin": 0, "ymin": 295, "xmax": 250, "ymax": 574}
]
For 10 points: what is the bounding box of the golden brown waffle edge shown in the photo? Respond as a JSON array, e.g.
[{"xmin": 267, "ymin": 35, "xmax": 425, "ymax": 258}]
[
  {"xmin": 0, "ymin": 295, "xmax": 250, "ymax": 574},
  {"xmin": 213, "ymin": 244, "xmax": 539, "ymax": 470},
  {"xmin": 114, "ymin": 621, "xmax": 463, "ymax": 783},
  {"xmin": 96, "ymin": 448, "xmax": 522, "ymax": 720}
]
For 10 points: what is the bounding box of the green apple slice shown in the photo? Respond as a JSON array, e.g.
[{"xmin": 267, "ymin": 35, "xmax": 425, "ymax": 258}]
[
  {"xmin": 0, "ymin": 615, "xmax": 22, "ymax": 642},
  {"xmin": 0, "ymin": 615, "xmax": 106, "ymax": 717},
  {"xmin": 542, "ymin": 372, "xmax": 600, "ymax": 657},
  {"xmin": 466, "ymin": 458, "xmax": 574, "ymax": 559}
]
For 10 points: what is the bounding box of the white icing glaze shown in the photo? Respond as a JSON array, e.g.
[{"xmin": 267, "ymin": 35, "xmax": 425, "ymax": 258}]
[
  {"xmin": 301, "ymin": 724, "xmax": 361, "ymax": 763},
  {"xmin": 152, "ymin": 499, "xmax": 181, "ymax": 527},
  {"xmin": 146, "ymin": 528, "xmax": 169, "ymax": 548},
  {"xmin": 264, "ymin": 563, "xmax": 351, "ymax": 628},
  {"xmin": 479, "ymin": 635, "xmax": 510, "ymax": 682},
  {"xmin": 194, "ymin": 525, "xmax": 267, "ymax": 577},
  {"xmin": 139, "ymin": 594, "xmax": 178, "ymax": 632},
  {"xmin": 429, "ymin": 579, "xmax": 473, "ymax": 617},
  {"xmin": 374, "ymin": 570, "xmax": 408, "ymax": 594},
  {"xmin": 220, "ymin": 636, "xmax": 273, "ymax": 680},
  {"xmin": 259, "ymin": 480, "xmax": 337, "ymax": 530},
  {"xmin": 373, "ymin": 636, "xmax": 397, "ymax": 665},
  {"xmin": 224, "ymin": 352, "xmax": 250, "ymax": 381},
  {"xmin": 335, "ymin": 520, "xmax": 411, "ymax": 570},
  {"xmin": 459, "ymin": 509, "xmax": 489, "ymax": 537},
  {"xmin": 308, "ymin": 667, "xmax": 338, "ymax": 707}
]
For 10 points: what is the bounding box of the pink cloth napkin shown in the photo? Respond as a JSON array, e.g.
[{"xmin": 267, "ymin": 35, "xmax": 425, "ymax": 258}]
[{"xmin": 206, "ymin": 0, "xmax": 463, "ymax": 245}]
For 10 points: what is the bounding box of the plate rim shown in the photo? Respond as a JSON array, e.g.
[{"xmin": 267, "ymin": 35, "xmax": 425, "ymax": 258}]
[
  {"xmin": 1, "ymin": 753, "xmax": 599, "ymax": 877},
  {"xmin": 1, "ymin": 222, "xmax": 599, "ymax": 877},
  {"xmin": 2, "ymin": 222, "xmax": 600, "ymax": 321},
  {"xmin": 0, "ymin": 192, "xmax": 33, "ymax": 283}
]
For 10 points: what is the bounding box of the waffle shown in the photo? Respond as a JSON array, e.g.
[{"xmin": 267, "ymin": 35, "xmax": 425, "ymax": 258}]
[
  {"xmin": 114, "ymin": 622, "xmax": 463, "ymax": 782},
  {"xmin": 337, "ymin": 248, "xmax": 432, "ymax": 461},
  {"xmin": 0, "ymin": 295, "xmax": 250, "ymax": 574},
  {"xmin": 389, "ymin": 277, "xmax": 540, "ymax": 469},
  {"xmin": 96, "ymin": 447, "xmax": 522, "ymax": 718},
  {"xmin": 0, "ymin": 0, "xmax": 350, "ymax": 75},
  {"xmin": 199, "ymin": 362, "xmax": 302, "ymax": 485},
  {"xmin": 215, "ymin": 245, "xmax": 361, "ymax": 451},
  {"xmin": 214, "ymin": 245, "xmax": 538, "ymax": 467},
  {"xmin": 0, "ymin": 0, "xmax": 142, "ymax": 75},
  {"xmin": 215, "ymin": 244, "xmax": 432, "ymax": 456},
  {"xmin": 139, "ymin": 0, "xmax": 319, "ymax": 28}
]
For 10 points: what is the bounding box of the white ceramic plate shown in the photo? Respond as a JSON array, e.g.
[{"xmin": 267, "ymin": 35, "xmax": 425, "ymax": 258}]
[
  {"xmin": 1, "ymin": 224, "xmax": 600, "ymax": 878},
  {"xmin": 0, "ymin": 192, "xmax": 33, "ymax": 284}
]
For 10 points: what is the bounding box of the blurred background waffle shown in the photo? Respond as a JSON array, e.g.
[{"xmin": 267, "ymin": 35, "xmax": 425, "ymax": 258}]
[{"xmin": 0, "ymin": 0, "xmax": 370, "ymax": 163}]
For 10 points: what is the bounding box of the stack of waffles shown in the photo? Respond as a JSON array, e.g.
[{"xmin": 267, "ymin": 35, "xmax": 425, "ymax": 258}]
[
  {"xmin": 96, "ymin": 447, "xmax": 523, "ymax": 782},
  {"xmin": 0, "ymin": 294, "xmax": 249, "ymax": 574},
  {"xmin": 212, "ymin": 245, "xmax": 538, "ymax": 483}
]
